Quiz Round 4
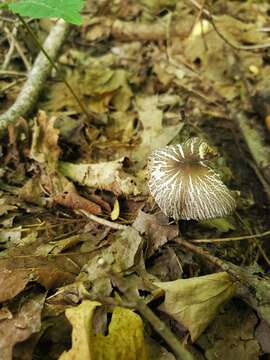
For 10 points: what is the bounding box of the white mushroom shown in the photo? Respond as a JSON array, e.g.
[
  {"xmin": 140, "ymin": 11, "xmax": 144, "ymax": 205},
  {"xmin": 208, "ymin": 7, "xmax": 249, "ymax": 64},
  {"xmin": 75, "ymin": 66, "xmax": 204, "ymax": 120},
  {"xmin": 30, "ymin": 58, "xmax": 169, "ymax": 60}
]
[{"xmin": 148, "ymin": 137, "xmax": 236, "ymax": 220}]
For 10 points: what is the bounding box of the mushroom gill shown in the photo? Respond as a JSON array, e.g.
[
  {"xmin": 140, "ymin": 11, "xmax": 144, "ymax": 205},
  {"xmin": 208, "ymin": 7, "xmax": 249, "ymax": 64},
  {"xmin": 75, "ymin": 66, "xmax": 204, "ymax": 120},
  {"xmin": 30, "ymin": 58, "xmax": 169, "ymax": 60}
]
[{"xmin": 148, "ymin": 137, "xmax": 236, "ymax": 220}]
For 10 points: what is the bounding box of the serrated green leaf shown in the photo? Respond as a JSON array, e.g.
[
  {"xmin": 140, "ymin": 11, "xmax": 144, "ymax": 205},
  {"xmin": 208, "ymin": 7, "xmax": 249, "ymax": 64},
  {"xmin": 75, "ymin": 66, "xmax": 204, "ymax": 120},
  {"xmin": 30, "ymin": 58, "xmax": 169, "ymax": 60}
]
[{"xmin": 9, "ymin": 0, "xmax": 85, "ymax": 25}]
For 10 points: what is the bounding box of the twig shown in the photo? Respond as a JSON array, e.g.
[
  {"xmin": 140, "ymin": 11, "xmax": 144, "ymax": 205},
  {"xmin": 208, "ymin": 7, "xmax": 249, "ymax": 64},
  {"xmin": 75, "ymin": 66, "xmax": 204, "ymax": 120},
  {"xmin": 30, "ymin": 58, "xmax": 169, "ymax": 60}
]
[
  {"xmin": 188, "ymin": 0, "xmax": 211, "ymax": 18},
  {"xmin": 191, "ymin": 229, "xmax": 270, "ymax": 243},
  {"xmin": 0, "ymin": 19, "xmax": 69, "ymax": 133},
  {"xmin": 79, "ymin": 209, "xmax": 128, "ymax": 230},
  {"xmin": 17, "ymin": 15, "xmax": 90, "ymax": 119},
  {"xmin": 246, "ymin": 157, "xmax": 270, "ymax": 202},
  {"xmin": 188, "ymin": 0, "xmax": 206, "ymax": 36},
  {"xmin": 135, "ymin": 298, "xmax": 194, "ymax": 360},
  {"xmin": 210, "ymin": 17, "xmax": 270, "ymax": 51},
  {"xmin": 2, "ymin": 26, "xmax": 16, "ymax": 70},
  {"xmin": 112, "ymin": 19, "xmax": 167, "ymax": 41},
  {"xmin": 234, "ymin": 212, "xmax": 270, "ymax": 268},
  {"xmin": 110, "ymin": 273, "xmax": 194, "ymax": 360},
  {"xmin": 0, "ymin": 70, "xmax": 26, "ymax": 77},
  {"xmin": 0, "ymin": 79, "xmax": 24, "ymax": 94},
  {"xmin": 188, "ymin": 0, "xmax": 270, "ymax": 51},
  {"xmin": 4, "ymin": 25, "xmax": 31, "ymax": 71},
  {"xmin": 175, "ymin": 238, "xmax": 231, "ymax": 272}
]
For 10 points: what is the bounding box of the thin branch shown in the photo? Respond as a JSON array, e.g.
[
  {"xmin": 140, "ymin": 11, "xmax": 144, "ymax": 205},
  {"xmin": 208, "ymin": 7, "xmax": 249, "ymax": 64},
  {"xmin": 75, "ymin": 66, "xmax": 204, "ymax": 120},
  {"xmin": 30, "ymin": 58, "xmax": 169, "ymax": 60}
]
[
  {"xmin": 135, "ymin": 297, "xmax": 194, "ymax": 360},
  {"xmin": 4, "ymin": 25, "xmax": 31, "ymax": 71},
  {"xmin": 188, "ymin": 0, "xmax": 270, "ymax": 51},
  {"xmin": 79, "ymin": 209, "xmax": 128, "ymax": 230},
  {"xmin": 191, "ymin": 229, "xmax": 270, "ymax": 243},
  {"xmin": 0, "ymin": 19, "xmax": 69, "ymax": 133},
  {"xmin": 175, "ymin": 238, "xmax": 232, "ymax": 272},
  {"xmin": 17, "ymin": 15, "xmax": 90, "ymax": 119},
  {"xmin": 0, "ymin": 70, "xmax": 26, "ymax": 77},
  {"xmin": 110, "ymin": 273, "xmax": 194, "ymax": 360},
  {"xmin": 2, "ymin": 27, "xmax": 16, "ymax": 70},
  {"xmin": 209, "ymin": 17, "xmax": 270, "ymax": 51}
]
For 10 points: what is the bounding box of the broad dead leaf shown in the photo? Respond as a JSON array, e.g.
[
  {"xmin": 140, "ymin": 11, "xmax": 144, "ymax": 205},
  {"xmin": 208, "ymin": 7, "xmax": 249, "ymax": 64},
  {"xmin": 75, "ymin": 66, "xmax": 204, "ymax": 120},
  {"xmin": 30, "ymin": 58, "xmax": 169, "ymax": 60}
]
[
  {"xmin": 133, "ymin": 210, "xmax": 178, "ymax": 256},
  {"xmin": 59, "ymin": 158, "xmax": 144, "ymax": 196},
  {"xmin": 83, "ymin": 226, "xmax": 144, "ymax": 281},
  {"xmin": 132, "ymin": 95, "xmax": 183, "ymax": 167},
  {"xmin": 155, "ymin": 272, "xmax": 235, "ymax": 341},
  {"xmin": 201, "ymin": 302, "xmax": 260, "ymax": 360},
  {"xmin": 30, "ymin": 111, "xmax": 60, "ymax": 171},
  {"xmin": 0, "ymin": 294, "xmax": 45, "ymax": 360},
  {"xmin": 0, "ymin": 268, "xmax": 30, "ymax": 303}
]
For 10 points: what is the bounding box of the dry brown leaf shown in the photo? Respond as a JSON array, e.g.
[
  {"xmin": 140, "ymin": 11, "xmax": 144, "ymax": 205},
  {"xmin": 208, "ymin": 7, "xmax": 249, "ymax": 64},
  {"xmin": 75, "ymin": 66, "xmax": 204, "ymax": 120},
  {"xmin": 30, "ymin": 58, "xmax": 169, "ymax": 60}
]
[
  {"xmin": 132, "ymin": 95, "xmax": 184, "ymax": 167},
  {"xmin": 59, "ymin": 158, "xmax": 144, "ymax": 196},
  {"xmin": 0, "ymin": 294, "xmax": 45, "ymax": 360},
  {"xmin": 133, "ymin": 210, "xmax": 178, "ymax": 256}
]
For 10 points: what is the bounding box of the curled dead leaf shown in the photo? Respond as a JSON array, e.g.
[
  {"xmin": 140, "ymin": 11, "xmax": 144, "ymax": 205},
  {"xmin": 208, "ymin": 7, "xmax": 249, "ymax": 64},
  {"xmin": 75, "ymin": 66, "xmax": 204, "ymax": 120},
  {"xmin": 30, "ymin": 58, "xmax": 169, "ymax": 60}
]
[{"xmin": 155, "ymin": 272, "xmax": 235, "ymax": 342}]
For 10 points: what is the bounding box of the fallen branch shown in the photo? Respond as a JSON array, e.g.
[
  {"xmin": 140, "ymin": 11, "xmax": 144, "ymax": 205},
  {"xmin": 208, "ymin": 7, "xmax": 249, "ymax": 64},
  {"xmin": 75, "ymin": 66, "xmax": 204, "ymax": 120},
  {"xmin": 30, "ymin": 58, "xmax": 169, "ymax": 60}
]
[
  {"xmin": 112, "ymin": 19, "xmax": 167, "ymax": 41},
  {"xmin": 0, "ymin": 19, "xmax": 69, "ymax": 133}
]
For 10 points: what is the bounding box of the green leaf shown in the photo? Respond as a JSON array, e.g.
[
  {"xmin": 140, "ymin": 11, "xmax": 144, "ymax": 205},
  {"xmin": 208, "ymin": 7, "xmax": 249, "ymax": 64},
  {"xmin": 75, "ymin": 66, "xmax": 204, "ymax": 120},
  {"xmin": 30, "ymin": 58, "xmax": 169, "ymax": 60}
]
[
  {"xmin": 200, "ymin": 217, "xmax": 236, "ymax": 233},
  {"xmin": 0, "ymin": 3, "xmax": 9, "ymax": 9},
  {"xmin": 8, "ymin": 0, "xmax": 85, "ymax": 25}
]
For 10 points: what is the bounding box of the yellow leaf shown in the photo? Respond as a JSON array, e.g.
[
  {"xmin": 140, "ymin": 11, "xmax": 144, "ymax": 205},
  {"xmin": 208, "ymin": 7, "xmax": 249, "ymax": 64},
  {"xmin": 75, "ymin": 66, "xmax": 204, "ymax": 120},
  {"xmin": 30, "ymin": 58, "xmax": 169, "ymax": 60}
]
[
  {"xmin": 155, "ymin": 272, "xmax": 235, "ymax": 342},
  {"xmin": 59, "ymin": 300, "xmax": 148, "ymax": 360},
  {"xmin": 59, "ymin": 300, "xmax": 100, "ymax": 360},
  {"xmin": 111, "ymin": 198, "xmax": 120, "ymax": 220}
]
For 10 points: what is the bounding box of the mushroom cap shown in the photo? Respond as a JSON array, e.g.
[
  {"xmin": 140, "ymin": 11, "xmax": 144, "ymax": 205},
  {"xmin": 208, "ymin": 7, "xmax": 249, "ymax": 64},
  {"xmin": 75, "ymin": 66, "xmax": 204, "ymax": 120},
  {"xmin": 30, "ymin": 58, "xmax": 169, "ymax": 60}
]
[{"xmin": 148, "ymin": 137, "xmax": 236, "ymax": 220}]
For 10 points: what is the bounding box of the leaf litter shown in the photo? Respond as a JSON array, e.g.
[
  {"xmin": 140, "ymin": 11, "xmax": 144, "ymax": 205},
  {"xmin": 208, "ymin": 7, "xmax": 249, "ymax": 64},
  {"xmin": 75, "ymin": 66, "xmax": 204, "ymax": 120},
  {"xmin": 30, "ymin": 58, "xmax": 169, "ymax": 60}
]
[{"xmin": 0, "ymin": 0, "xmax": 270, "ymax": 359}]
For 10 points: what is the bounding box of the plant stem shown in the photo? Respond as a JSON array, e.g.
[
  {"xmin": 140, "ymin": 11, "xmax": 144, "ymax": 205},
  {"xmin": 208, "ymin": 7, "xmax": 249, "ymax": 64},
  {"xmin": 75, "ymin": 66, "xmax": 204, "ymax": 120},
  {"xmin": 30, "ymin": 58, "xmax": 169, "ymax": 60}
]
[{"xmin": 17, "ymin": 15, "xmax": 90, "ymax": 119}]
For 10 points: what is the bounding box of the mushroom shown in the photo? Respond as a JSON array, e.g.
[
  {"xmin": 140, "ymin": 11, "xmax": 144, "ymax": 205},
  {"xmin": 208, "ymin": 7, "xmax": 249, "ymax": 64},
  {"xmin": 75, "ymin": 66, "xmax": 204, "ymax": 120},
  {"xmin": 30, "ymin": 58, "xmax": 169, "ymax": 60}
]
[{"xmin": 148, "ymin": 137, "xmax": 236, "ymax": 220}]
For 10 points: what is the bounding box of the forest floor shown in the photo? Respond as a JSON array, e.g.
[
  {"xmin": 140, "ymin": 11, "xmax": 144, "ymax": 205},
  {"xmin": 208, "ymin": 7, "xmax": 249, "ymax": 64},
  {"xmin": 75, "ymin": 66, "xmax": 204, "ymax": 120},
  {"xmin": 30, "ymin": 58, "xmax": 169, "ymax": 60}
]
[{"xmin": 1, "ymin": 1, "xmax": 270, "ymax": 359}]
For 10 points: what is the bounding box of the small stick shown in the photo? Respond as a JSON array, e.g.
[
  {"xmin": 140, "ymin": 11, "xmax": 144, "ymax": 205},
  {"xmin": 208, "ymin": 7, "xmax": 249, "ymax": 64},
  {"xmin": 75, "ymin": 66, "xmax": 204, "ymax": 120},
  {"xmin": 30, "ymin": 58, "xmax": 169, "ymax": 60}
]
[
  {"xmin": 17, "ymin": 14, "xmax": 90, "ymax": 118},
  {"xmin": 188, "ymin": 0, "xmax": 270, "ymax": 51},
  {"xmin": 79, "ymin": 209, "xmax": 128, "ymax": 230},
  {"xmin": 110, "ymin": 273, "xmax": 194, "ymax": 360},
  {"xmin": 175, "ymin": 238, "xmax": 231, "ymax": 272},
  {"xmin": 134, "ymin": 297, "xmax": 194, "ymax": 360},
  {"xmin": 2, "ymin": 27, "xmax": 16, "ymax": 70},
  {"xmin": 0, "ymin": 19, "xmax": 69, "ymax": 132},
  {"xmin": 4, "ymin": 26, "xmax": 31, "ymax": 71},
  {"xmin": 191, "ymin": 229, "xmax": 270, "ymax": 243},
  {"xmin": 0, "ymin": 70, "xmax": 26, "ymax": 77}
]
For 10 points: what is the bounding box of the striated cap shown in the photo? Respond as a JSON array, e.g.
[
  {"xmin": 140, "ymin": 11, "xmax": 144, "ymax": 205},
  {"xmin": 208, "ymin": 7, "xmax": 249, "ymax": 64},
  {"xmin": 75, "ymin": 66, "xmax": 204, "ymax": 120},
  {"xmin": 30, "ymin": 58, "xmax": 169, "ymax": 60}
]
[{"xmin": 148, "ymin": 137, "xmax": 236, "ymax": 220}]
